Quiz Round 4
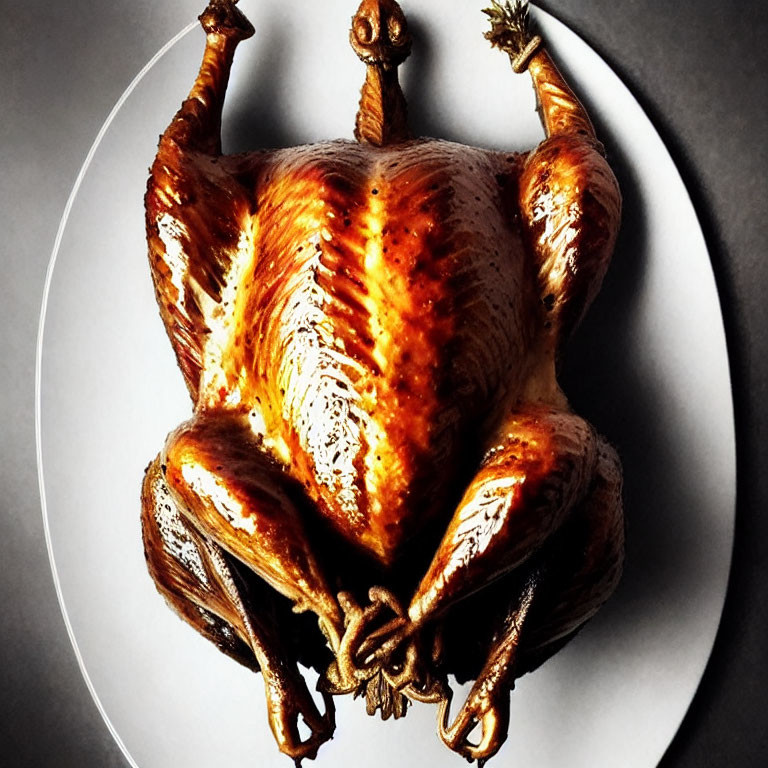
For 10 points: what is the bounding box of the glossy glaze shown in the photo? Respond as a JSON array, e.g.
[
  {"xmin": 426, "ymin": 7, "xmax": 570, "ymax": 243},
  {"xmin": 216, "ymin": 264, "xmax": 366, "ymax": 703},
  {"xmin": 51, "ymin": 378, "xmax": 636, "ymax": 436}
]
[{"xmin": 141, "ymin": 0, "xmax": 624, "ymax": 763}]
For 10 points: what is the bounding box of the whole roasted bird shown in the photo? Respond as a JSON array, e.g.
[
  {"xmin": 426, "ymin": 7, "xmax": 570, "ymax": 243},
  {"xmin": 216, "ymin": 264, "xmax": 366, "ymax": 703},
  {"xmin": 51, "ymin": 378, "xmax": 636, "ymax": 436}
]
[{"xmin": 141, "ymin": 0, "xmax": 624, "ymax": 763}]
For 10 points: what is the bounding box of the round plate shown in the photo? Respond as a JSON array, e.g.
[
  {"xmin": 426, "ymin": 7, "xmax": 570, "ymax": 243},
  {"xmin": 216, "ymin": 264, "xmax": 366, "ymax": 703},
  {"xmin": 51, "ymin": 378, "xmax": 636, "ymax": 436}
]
[{"xmin": 37, "ymin": 2, "xmax": 735, "ymax": 767}]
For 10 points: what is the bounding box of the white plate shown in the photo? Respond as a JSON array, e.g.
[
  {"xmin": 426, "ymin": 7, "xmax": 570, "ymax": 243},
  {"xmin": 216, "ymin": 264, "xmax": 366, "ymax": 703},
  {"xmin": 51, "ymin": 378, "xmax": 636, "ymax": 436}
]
[{"xmin": 37, "ymin": 2, "xmax": 735, "ymax": 767}]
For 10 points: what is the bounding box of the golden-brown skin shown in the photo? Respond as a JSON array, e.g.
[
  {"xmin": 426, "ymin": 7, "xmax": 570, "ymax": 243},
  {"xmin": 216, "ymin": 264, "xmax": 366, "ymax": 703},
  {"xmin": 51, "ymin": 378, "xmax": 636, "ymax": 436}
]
[{"xmin": 141, "ymin": 0, "xmax": 623, "ymax": 763}]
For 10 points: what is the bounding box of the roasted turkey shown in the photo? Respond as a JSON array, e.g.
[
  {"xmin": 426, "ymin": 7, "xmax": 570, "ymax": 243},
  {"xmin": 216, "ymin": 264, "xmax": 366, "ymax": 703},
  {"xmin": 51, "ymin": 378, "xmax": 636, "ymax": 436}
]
[{"xmin": 141, "ymin": 0, "xmax": 624, "ymax": 763}]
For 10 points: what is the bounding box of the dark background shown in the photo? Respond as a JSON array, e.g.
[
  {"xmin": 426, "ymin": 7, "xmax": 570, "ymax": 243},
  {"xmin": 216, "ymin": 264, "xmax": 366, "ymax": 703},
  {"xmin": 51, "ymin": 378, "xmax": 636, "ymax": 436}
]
[{"xmin": 1, "ymin": 0, "xmax": 766, "ymax": 765}]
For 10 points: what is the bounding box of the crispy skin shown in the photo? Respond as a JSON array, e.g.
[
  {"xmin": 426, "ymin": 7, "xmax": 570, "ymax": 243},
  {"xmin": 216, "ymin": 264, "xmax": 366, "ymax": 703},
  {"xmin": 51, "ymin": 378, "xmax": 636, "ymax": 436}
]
[
  {"xmin": 149, "ymin": 137, "xmax": 558, "ymax": 563},
  {"xmin": 519, "ymin": 133, "xmax": 621, "ymax": 342},
  {"xmin": 147, "ymin": 133, "xmax": 619, "ymax": 564},
  {"xmin": 142, "ymin": 1, "xmax": 625, "ymax": 761}
]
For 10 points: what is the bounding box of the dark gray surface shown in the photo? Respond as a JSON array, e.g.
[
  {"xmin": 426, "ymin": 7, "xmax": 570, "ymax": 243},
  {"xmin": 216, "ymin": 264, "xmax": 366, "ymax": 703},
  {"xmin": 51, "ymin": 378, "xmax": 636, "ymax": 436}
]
[{"xmin": 1, "ymin": 1, "xmax": 766, "ymax": 766}]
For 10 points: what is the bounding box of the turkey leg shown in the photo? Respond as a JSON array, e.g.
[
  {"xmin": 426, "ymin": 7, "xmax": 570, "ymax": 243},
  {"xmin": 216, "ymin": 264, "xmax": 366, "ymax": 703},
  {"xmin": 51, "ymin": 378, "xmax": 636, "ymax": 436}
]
[
  {"xmin": 434, "ymin": 442, "xmax": 623, "ymax": 763},
  {"xmin": 141, "ymin": 455, "xmax": 336, "ymax": 763},
  {"xmin": 159, "ymin": 411, "xmax": 344, "ymax": 650}
]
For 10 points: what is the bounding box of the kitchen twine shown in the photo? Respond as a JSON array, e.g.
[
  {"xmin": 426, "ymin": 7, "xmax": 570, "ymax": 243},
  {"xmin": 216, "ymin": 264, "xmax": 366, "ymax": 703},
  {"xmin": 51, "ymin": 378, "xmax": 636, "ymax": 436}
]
[{"xmin": 512, "ymin": 34, "xmax": 542, "ymax": 72}]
